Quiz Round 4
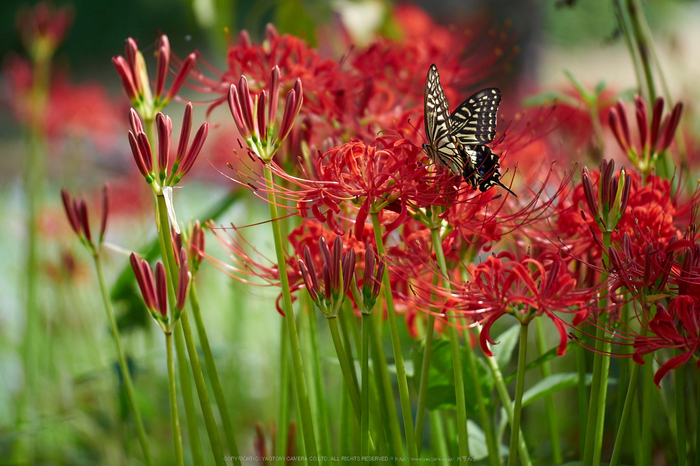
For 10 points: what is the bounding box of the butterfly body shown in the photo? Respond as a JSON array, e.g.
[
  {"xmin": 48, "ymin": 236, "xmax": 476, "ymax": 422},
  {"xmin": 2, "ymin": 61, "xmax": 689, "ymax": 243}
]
[{"xmin": 423, "ymin": 64, "xmax": 514, "ymax": 196}]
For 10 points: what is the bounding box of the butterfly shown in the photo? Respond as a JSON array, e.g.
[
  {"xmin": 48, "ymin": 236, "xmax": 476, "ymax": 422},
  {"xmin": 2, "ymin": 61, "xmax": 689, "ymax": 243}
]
[{"xmin": 423, "ymin": 64, "xmax": 515, "ymax": 196}]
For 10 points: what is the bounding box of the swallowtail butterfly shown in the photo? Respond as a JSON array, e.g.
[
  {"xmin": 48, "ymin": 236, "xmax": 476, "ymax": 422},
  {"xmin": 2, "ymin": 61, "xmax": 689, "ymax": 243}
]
[{"xmin": 423, "ymin": 64, "xmax": 515, "ymax": 196}]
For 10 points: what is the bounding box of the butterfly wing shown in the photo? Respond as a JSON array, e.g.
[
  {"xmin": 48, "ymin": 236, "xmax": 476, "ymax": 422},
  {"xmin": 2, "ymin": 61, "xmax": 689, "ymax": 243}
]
[
  {"xmin": 424, "ymin": 65, "xmax": 463, "ymax": 174},
  {"xmin": 462, "ymin": 145, "xmax": 516, "ymax": 196},
  {"xmin": 450, "ymin": 88, "xmax": 501, "ymax": 147}
]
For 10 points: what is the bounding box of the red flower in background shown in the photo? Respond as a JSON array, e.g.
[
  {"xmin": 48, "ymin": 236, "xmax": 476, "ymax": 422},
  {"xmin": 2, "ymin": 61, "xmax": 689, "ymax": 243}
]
[
  {"xmin": 3, "ymin": 56, "xmax": 126, "ymax": 150},
  {"xmin": 16, "ymin": 1, "xmax": 73, "ymax": 61}
]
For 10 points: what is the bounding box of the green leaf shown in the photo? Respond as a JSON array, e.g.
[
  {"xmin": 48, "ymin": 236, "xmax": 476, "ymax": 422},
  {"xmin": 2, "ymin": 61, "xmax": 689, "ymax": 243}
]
[
  {"xmin": 521, "ymin": 373, "xmax": 580, "ymax": 407},
  {"xmin": 594, "ymin": 80, "xmax": 608, "ymax": 97},
  {"xmin": 491, "ymin": 324, "xmax": 520, "ymax": 371},
  {"xmin": 467, "ymin": 420, "xmax": 508, "ymax": 460},
  {"xmin": 521, "ymin": 91, "xmax": 579, "ymax": 108},
  {"xmin": 564, "ymin": 69, "xmax": 591, "ymax": 102}
]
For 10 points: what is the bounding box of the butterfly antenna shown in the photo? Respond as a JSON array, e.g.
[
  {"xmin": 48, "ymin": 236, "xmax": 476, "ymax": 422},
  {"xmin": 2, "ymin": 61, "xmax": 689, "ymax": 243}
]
[
  {"xmin": 497, "ymin": 181, "xmax": 518, "ymax": 197},
  {"xmin": 407, "ymin": 119, "xmax": 427, "ymax": 144}
]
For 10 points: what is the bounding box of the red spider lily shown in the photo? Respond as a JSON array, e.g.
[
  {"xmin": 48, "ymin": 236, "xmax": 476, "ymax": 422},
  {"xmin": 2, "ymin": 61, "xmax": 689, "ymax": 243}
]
[
  {"xmin": 442, "ymin": 165, "xmax": 572, "ymax": 258},
  {"xmin": 581, "ymin": 159, "xmax": 631, "ymax": 233},
  {"xmin": 608, "ymin": 95, "xmax": 683, "ymax": 174},
  {"xmin": 190, "ymin": 7, "xmax": 517, "ymax": 150},
  {"xmin": 112, "ymin": 34, "xmax": 196, "ymax": 119},
  {"xmin": 61, "ymin": 186, "xmax": 109, "ymax": 252},
  {"xmin": 227, "ymin": 66, "xmax": 303, "ymax": 161},
  {"xmin": 128, "ymin": 103, "xmax": 209, "ymax": 190},
  {"xmin": 470, "ymin": 252, "xmax": 593, "ymax": 356},
  {"xmin": 396, "ymin": 250, "xmax": 593, "ymax": 354},
  {"xmin": 606, "ymin": 234, "xmax": 694, "ymax": 304},
  {"xmin": 633, "ymin": 295, "xmax": 700, "ymax": 387},
  {"xmin": 130, "ymin": 250, "xmax": 191, "ymax": 332},
  {"xmin": 16, "ymin": 1, "xmax": 73, "ymax": 61},
  {"xmin": 554, "ymin": 169, "xmax": 689, "ymax": 262},
  {"xmin": 171, "ymin": 220, "xmax": 206, "ymax": 273},
  {"xmin": 353, "ymin": 246, "xmax": 385, "ymax": 314},
  {"xmin": 221, "ymin": 131, "xmax": 480, "ymax": 240},
  {"xmin": 298, "ymin": 236, "xmax": 355, "ymax": 317},
  {"xmin": 3, "ymin": 57, "xmax": 126, "ymax": 150}
]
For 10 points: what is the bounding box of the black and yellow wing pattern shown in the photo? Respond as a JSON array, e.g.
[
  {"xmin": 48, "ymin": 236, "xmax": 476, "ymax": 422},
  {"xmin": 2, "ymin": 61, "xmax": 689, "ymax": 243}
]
[
  {"xmin": 422, "ymin": 64, "xmax": 466, "ymax": 175},
  {"xmin": 449, "ymin": 88, "xmax": 501, "ymax": 148}
]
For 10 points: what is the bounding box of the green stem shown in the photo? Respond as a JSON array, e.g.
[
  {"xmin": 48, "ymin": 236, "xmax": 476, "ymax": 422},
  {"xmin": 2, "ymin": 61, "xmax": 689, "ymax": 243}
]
[
  {"xmin": 429, "ymin": 410, "xmax": 450, "ymax": 465},
  {"xmin": 16, "ymin": 55, "xmax": 51, "ymax": 463},
  {"xmin": 155, "ymin": 194, "xmax": 226, "ymax": 465},
  {"xmin": 189, "ymin": 285, "xmax": 241, "ymax": 460},
  {"xmin": 641, "ymin": 354, "xmax": 653, "ymax": 466},
  {"xmin": 338, "ymin": 310, "xmax": 360, "ymax": 395},
  {"xmin": 535, "ymin": 318, "xmax": 562, "ymax": 464},
  {"xmin": 614, "ymin": 0, "xmax": 644, "ymax": 98},
  {"xmin": 463, "ymin": 328, "xmax": 499, "ymax": 466},
  {"xmin": 369, "ymin": 310, "xmax": 405, "ymax": 461},
  {"xmin": 576, "ymin": 343, "xmax": 588, "ymax": 454},
  {"xmin": 584, "ymin": 231, "xmax": 612, "ymax": 466},
  {"xmin": 609, "ymin": 358, "xmax": 642, "ymax": 466},
  {"xmin": 415, "ymin": 312, "xmax": 436, "ymax": 449},
  {"xmin": 306, "ymin": 302, "xmax": 332, "ymax": 460},
  {"xmin": 484, "ymin": 350, "xmax": 532, "ymax": 465},
  {"xmin": 677, "ymin": 355, "xmax": 688, "ymax": 466},
  {"xmin": 361, "ymin": 314, "xmax": 371, "ymax": 463},
  {"xmin": 370, "ymin": 211, "xmax": 418, "ymax": 463},
  {"xmin": 508, "ymin": 323, "xmax": 529, "ymax": 466},
  {"xmin": 583, "ymin": 325, "xmax": 604, "ymax": 464},
  {"xmin": 340, "ymin": 387, "xmax": 352, "ymax": 456},
  {"xmin": 626, "ymin": 0, "xmax": 656, "ymax": 102},
  {"xmin": 429, "ymin": 226, "xmax": 469, "ymax": 462},
  {"xmin": 263, "ymin": 167, "xmax": 319, "ymax": 462},
  {"xmin": 276, "ymin": 320, "xmax": 290, "ymax": 462},
  {"xmin": 415, "ymin": 273, "xmax": 439, "ymax": 447},
  {"xmin": 328, "ymin": 317, "xmax": 362, "ymax": 419},
  {"xmin": 166, "ymin": 332, "xmax": 185, "ymax": 466},
  {"xmin": 173, "ymin": 322, "xmax": 204, "ymax": 465},
  {"xmin": 94, "ymin": 257, "xmax": 154, "ymax": 465},
  {"xmin": 180, "ymin": 311, "xmax": 227, "ymax": 466}
]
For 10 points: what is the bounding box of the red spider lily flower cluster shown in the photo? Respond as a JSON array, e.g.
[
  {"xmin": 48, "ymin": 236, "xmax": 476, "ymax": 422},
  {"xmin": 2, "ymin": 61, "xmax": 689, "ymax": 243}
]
[
  {"xmin": 172, "ymin": 221, "xmax": 206, "ymax": 274},
  {"xmin": 471, "ymin": 252, "xmax": 593, "ymax": 357},
  {"xmin": 112, "ymin": 35, "xmax": 196, "ymax": 120},
  {"xmin": 190, "ymin": 7, "xmax": 517, "ymax": 155},
  {"xmin": 607, "ymin": 233, "xmax": 693, "ymax": 304},
  {"xmin": 16, "ymin": 1, "xmax": 73, "ymax": 62},
  {"xmin": 634, "ymin": 295, "xmax": 700, "ymax": 387},
  {"xmin": 130, "ymin": 249, "xmax": 191, "ymax": 333},
  {"xmin": 608, "ymin": 95, "xmax": 682, "ymax": 174},
  {"xmin": 225, "ymin": 132, "xmax": 469, "ymax": 240},
  {"xmin": 582, "ymin": 159, "xmax": 631, "ymax": 234},
  {"xmin": 128, "ymin": 103, "xmax": 209, "ymax": 191},
  {"xmin": 298, "ymin": 236, "xmax": 355, "ymax": 317},
  {"xmin": 227, "ymin": 66, "xmax": 303, "ymax": 161},
  {"xmin": 61, "ymin": 187, "xmax": 109, "ymax": 254}
]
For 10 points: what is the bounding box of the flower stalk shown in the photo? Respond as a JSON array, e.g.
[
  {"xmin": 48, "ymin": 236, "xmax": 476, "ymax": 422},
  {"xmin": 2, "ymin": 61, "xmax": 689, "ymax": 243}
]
[
  {"xmin": 429, "ymin": 225, "xmax": 471, "ymax": 462},
  {"xmin": 371, "ymin": 210, "xmax": 419, "ymax": 464},
  {"xmin": 62, "ymin": 189, "xmax": 153, "ymax": 465},
  {"xmin": 508, "ymin": 323, "xmax": 530, "ymax": 466},
  {"xmin": 263, "ymin": 167, "xmax": 319, "ymax": 463}
]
